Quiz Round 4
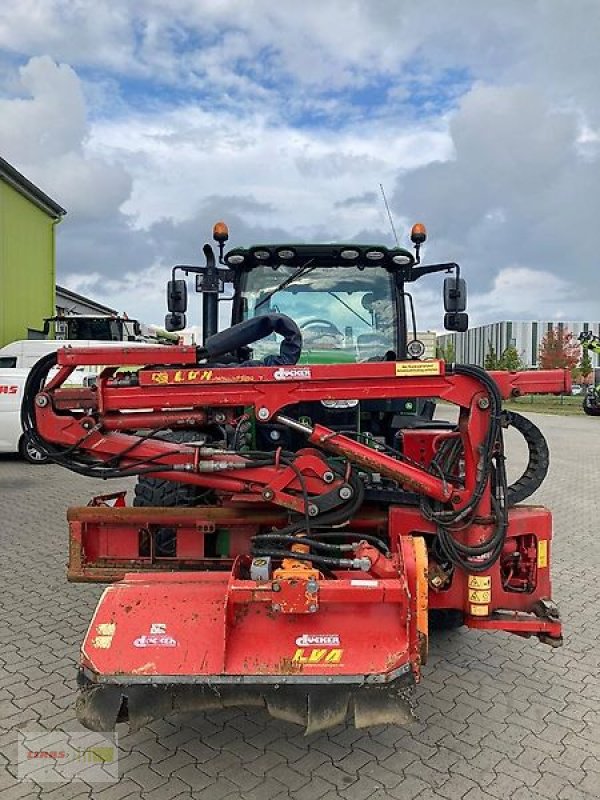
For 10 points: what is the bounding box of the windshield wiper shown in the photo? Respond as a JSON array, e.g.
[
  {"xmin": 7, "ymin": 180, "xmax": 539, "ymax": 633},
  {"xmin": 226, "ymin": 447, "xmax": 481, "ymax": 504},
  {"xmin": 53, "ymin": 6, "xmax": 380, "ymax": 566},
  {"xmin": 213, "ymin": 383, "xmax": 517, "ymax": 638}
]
[
  {"xmin": 255, "ymin": 259, "xmax": 316, "ymax": 310},
  {"xmin": 327, "ymin": 292, "xmax": 371, "ymax": 326}
]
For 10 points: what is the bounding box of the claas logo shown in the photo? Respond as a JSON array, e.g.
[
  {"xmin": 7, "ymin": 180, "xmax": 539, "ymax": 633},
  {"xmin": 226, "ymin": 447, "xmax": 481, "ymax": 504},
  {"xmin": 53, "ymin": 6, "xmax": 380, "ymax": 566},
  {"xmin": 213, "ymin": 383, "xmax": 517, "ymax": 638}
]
[{"xmin": 0, "ymin": 385, "xmax": 18, "ymax": 394}]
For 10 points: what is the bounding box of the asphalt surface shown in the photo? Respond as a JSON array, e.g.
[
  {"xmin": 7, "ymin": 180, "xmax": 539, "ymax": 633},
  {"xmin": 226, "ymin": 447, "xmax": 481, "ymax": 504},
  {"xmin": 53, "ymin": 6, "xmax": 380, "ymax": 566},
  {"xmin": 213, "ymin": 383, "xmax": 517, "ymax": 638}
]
[{"xmin": 1, "ymin": 411, "xmax": 599, "ymax": 799}]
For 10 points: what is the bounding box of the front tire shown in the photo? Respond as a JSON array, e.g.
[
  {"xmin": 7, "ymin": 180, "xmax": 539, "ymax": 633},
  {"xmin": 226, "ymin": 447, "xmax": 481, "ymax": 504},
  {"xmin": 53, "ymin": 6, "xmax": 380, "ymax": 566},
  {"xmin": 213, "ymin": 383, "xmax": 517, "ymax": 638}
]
[
  {"xmin": 133, "ymin": 430, "xmax": 212, "ymax": 556},
  {"xmin": 19, "ymin": 434, "xmax": 49, "ymax": 464}
]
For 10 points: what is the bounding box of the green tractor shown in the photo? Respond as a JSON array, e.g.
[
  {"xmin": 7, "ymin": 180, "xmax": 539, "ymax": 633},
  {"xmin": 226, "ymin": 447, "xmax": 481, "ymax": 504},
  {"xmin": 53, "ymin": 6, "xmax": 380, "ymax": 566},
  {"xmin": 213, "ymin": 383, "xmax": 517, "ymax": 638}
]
[{"xmin": 578, "ymin": 332, "xmax": 600, "ymax": 416}]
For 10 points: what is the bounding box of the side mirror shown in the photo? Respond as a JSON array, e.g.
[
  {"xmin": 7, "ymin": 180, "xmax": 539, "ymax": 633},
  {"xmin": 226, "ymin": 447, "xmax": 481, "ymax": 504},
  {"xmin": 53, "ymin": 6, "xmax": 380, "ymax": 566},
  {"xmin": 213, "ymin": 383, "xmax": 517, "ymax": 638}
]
[
  {"xmin": 167, "ymin": 279, "xmax": 187, "ymax": 313},
  {"xmin": 443, "ymin": 277, "xmax": 467, "ymax": 312},
  {"xmin": 444, "ymin": 312, "xmax": 468, "ymax": 332},
  {"xmin": 165, "ymin": 312, "xmax": 186, "ymax": 332}
]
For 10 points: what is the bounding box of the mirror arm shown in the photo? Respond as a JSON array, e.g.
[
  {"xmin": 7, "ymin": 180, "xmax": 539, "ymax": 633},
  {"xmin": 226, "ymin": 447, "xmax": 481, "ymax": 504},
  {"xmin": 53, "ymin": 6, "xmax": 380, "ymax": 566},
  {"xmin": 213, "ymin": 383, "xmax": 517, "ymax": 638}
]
[{"xmin": 407, "ymin": 262, "xmax": 459, "ymax": 281}]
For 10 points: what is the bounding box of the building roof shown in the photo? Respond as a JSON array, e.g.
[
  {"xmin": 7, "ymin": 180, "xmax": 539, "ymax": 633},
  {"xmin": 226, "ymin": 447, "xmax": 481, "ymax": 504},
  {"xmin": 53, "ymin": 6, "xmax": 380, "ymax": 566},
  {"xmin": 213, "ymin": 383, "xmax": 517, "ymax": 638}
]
[
  {"xmin": 56, "ymin": 285, "xmax": 118, "ymax": 316},
  {"xmin": 0, "ymin": 155, "xmax": 66, "ymax": 219}
]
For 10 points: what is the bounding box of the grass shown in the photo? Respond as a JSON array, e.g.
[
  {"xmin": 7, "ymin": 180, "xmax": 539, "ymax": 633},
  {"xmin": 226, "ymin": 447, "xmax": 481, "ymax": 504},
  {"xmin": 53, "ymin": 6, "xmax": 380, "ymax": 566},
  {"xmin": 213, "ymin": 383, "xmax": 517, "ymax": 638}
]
[{"xmin": 503, "ymin": 394, "xmax": 584, "ymax": 416}]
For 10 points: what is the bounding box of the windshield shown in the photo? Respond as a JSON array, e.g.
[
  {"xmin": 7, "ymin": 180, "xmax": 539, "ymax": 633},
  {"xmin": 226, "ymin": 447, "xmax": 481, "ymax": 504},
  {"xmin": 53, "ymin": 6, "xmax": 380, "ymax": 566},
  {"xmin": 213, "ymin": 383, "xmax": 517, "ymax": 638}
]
[
  {"xmin": 239, "ymin": 265, "xmax": 396, "ymax": 363},
  {"xmin": 63, "ymin": 318, "xmax": 123, "ymax": 341}
]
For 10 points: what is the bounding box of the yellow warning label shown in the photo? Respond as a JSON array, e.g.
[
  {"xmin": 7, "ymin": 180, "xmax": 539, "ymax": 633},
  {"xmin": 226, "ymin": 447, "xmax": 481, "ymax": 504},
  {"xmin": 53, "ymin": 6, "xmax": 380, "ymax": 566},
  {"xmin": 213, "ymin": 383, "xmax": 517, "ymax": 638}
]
[
  {"xmin": 468, "ymin": 589, "xmax": 491, "ymax": 603},
  {"xmin": 537, "ymin": 540, "xmax": 548, "ymax": 568},
  {"xmin": 97, "ymin": 623, "xmax": 116, "ymax": 636},
  {"xmin": 469, "ymin": 604, "xmax": 489, "ymax": 617},
  {"xmin": 92, "ymin": 636, "xmax": 113, "ymax": 649},
  {"xmin": 468, "ymin": 575, "xmax": 491, "ymax": 590},
  {"xmin": 395, "ymin": 361, "xmax": 442, "ymax": 377}
]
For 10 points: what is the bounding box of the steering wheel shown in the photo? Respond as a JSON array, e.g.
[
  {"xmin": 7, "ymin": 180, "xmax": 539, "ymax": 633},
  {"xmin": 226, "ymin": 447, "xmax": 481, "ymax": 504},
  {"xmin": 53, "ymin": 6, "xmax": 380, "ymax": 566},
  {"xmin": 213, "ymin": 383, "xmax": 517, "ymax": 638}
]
[{"xmin": 299, "ymin": 319, "xmax": 343, "ymax": 337}]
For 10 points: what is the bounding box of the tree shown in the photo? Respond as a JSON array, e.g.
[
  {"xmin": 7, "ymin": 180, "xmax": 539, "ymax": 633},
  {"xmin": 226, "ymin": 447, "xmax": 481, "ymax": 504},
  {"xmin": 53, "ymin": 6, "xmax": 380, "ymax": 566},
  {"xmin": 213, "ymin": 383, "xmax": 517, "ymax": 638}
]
[
  {"xmin": 538, "ymin": 328, "xmax": 580, "ymax": 371},
  {"xmin": 579, "ymin": 348, "xmax": 593, "ymax": 385},
  {"xmin": 436, "ymin": 341, "xmax": 455, "ymax": 362},
  {"xmin": 498, "ymin": 345, "xmax": 524, "ymax": 371},
  {"xmin": 484, "ymin": 341, "xmax": 499, "ymax": 370}
]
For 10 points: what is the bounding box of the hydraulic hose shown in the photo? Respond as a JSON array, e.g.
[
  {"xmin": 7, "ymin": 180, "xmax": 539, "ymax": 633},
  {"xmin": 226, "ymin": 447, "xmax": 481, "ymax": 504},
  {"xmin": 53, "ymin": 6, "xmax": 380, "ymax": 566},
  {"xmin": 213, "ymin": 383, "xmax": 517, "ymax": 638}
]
[
  {"xmin": 198, "ymin": 313, "xmax": 302, "ymax": 366},
  {"xmin": 504, "ymin": 411, "xmax": 550, "ymax": 506},
  {"xmin": 424, "ymin": 363, "xmax": 509, "ymax": 572}
]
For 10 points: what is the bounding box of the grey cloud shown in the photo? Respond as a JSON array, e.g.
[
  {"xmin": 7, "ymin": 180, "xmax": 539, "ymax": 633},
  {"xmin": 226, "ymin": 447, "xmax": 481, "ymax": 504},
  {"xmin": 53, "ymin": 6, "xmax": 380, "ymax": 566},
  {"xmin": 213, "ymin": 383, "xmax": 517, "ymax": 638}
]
[
  {"xmin": 392, "ymin": 84, "xmax": 599, "ymax": 301},
  {"xmin": 335, "ymin": 191, "xmax": 378, "ymax": 208}
]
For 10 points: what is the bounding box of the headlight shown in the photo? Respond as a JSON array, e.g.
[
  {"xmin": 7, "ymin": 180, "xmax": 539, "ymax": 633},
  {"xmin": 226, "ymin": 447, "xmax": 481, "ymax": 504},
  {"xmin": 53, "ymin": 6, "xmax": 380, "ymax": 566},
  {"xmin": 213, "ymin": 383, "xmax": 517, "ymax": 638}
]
[
  {"xmin": 277, "ymin": 249, "xmax": 295, "ymax": 260},
  {"xmin": 254, "ymin": 249, "xmax": 270, "ymax": 261},
  {"xmin": 321, "ymin": 399, "xmax": 359, "ymax": 409},
  {"xmin": 227, "ymin": 254, "xmax": 245, "ymax": 265},
  {"xmin": 392, "ymin": 254, "xmax": 412, "ymax": 265},
  {"xmin": 365, "ymin": 250, "xmax": 385, "ymax": 261},
  {"xmin": 407, "ymin": 339, "xmax": 426, "ymax": 359},
  {"xmin": 340, "ymin": 249, "xmax": 359, "ymax": 260}
]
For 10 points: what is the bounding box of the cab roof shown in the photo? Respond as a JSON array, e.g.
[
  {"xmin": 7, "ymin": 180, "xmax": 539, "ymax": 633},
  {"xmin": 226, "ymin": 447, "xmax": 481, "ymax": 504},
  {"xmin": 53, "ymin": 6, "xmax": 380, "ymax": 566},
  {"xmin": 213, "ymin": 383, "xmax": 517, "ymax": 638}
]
[{"xmin": 224, "ymin": 243, "xmax": 416, "ymax": 270}]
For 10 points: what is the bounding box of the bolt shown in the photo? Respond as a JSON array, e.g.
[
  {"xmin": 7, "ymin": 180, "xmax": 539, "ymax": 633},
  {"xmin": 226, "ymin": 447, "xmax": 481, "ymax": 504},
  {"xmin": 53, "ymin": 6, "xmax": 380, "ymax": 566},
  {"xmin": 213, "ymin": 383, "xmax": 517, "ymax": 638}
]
[
  {"xmin": 35, "ymin": 395, "xmax": 49, "ymax": 408},
  {"xmin": 308, "ymin": 604, "xmax": 318, "ymax": 613},
  {"xmin": 272, "ymin": 603, "xmax": 281, "ymax": 612},
  {"xmin": 478, "ymin": 397, "xmax": 490, "ymax": 410},
  {"xmin": 272, "ymin": 582, "xmax": 281, "ymax": 592},
  {"xmin": 263, "ymin": 488, "xmax": 274, "ymax": 501},
  {"xmin": 452, "ymin": 494, "xmax": 461, "ymax": 504},
  {"xmin": 257, "ymin": 407, "xmax": 270, "ymax": 420},
  {"xmin": 323, "ymin": 471, "xmax": 334, "ymax": 483},
  {"xmin": 214, "ymin": 411, "xmax": 226, "ymax": 423},
  {"xmin": 339, "ymin": 486, "xmax": 353, "ymax": 500},
  {"xmin": 306, "ymin": 580, "xmax": 318, "ymax": 593},
  {"xmin": 308, "ymin": 504, "xmax": 319, "ymax": 517}
]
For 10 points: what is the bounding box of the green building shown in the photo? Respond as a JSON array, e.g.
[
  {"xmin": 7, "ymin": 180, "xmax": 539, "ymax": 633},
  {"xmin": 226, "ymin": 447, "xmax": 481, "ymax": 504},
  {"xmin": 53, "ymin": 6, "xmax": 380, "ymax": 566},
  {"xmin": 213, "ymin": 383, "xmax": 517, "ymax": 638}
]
[{"xmin": 0, "ymin": 156, "xmax": 66, "ymax": 347}]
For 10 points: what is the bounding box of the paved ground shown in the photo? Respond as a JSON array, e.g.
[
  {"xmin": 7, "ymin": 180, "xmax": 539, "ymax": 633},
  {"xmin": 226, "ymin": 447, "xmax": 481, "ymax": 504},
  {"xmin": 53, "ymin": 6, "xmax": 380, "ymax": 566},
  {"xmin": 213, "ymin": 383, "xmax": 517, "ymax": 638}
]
[{"xmin": 1, "ymin": 411, "xmax": 599, "ymax": 799}]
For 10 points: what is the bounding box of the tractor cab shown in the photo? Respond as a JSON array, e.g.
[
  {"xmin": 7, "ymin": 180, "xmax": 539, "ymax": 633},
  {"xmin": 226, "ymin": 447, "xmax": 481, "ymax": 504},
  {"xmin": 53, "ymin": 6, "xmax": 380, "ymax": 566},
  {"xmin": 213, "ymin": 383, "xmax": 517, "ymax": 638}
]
[
  {"xmin": 165, "ymin": 224, "xmax": 469, "ymax": 357},
  {"xmin": 164, "ymin": 226, "xmax": 469, "ymax": 452},
  {"xmin": 229, "ymin": 245, "xmax": 410, "ymax": 365}
]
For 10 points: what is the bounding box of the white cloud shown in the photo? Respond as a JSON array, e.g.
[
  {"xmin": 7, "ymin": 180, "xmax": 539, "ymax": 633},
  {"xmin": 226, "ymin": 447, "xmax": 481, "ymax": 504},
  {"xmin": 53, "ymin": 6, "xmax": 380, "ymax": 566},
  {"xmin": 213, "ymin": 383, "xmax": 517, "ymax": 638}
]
[
  {"xmin": 0, "ymin": 56, "xmax": 131, "ymax": 218},
  {"xmin": 0, "ymin": 2, "xmax": 599, "ymax": 330},
  {"xmin": 87, "ymin": 105, "xmax": 450, "ymax": 237}
]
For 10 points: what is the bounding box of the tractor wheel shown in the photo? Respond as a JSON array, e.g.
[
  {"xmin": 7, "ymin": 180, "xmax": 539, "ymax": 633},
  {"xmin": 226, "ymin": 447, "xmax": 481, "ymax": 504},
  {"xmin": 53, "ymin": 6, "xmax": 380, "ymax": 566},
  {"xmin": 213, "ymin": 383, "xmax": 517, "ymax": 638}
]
[
  {"xmin": 133, "ymin": 430, "xmax": 209, "ymax": 508},
  {"xmin": 429, "ymin": 610, "xmax": 464, "ymax": 631},
  {"xmin": 583, "ymin": 400, "xmax": 600, "ymax": 416},
  {"xmin": 133, "ymin": 431, "xmax": 212, "ymax": 557}
]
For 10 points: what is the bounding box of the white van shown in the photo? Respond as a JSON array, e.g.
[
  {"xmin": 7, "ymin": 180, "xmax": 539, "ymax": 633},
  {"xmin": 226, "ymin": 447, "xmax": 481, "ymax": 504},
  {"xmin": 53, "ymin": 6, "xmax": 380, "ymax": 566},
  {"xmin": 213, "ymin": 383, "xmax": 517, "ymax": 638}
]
[
  {"xmin": 0, "ymin": 339, "xmax": 153, "ymax": 370},
  {"xmin": 0, "ymin": 369, "xmax": 47, "ymax": 462},
  {"xmin": 0, "ymin": 339, "xmax": 158, "ymax": 461}
]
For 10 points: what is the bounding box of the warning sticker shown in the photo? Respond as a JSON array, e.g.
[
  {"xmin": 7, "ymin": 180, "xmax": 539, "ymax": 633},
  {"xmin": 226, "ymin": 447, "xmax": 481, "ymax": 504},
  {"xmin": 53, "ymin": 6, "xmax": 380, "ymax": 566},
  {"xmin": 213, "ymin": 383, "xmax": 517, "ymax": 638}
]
[
  {"xmin": 537, "ymin": 540, "xmax": 548, "ymax": 568},
  {"xmin": 468, "ymin": 575, "xmax": 491, "ymax": 590},
  {"xmin": 92, "ymin": 622, "xmax": 116, "ymax": 649},
  {"xmin": 468, "ymin": 589, "xmax": 491, "ymax": 603},
  {"xmin": 395, "ymin": 361, "xmax": 442, "ymax": 377},
  {"xmin": 469, "ymin": 604, "xmax": 489, "ymax": 617}
]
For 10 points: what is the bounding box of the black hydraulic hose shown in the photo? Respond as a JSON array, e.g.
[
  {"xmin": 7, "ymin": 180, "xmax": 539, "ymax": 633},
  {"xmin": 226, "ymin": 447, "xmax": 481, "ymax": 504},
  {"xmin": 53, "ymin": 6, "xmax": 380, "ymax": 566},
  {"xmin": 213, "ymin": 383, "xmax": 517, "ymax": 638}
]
[
  {"xmin": 21, "ymin": 352, "xmax": 61, "ymax": 461},
  {"xmin": 250, "ymin": 548, "xmax": 364, "ymax": 570},
  {"xmin": 300, "ymin": 531, "xmax": 391, "ymax": 556},
  {"xmin": 250, "ymin": 534, "xmax": 355, "ymax": 553},
  {"xmin": 198, "ymin": 313, "xmax": 302, "ymax": 366},
  {"xmin": 424, "ymin": 363, "xmax": 509, "ymax": 571},
  {"xmin": 504, "ymin": 411, "xmax": 550, "ymax": 506}
]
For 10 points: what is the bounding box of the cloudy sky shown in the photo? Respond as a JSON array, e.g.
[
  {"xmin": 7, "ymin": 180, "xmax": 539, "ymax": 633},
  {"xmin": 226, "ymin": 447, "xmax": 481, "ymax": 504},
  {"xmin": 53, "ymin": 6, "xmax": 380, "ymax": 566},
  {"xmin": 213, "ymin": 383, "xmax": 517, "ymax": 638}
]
[{"xmin": 1, "ymin": 1, "xmax": 598, "ymax": 332}]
